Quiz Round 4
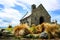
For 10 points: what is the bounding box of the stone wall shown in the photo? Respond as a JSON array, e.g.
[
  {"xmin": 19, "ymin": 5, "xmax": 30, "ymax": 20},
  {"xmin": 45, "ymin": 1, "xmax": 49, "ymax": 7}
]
[{"xmin": 31, "ymin": 4, "xmax": 51, "ymax": 25}]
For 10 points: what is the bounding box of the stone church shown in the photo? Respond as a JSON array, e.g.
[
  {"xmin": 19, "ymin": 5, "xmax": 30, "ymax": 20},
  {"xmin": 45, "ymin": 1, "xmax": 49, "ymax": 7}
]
[{"xmin": 20, "ymin": 4, "xmax": 51, "ymax": 26}]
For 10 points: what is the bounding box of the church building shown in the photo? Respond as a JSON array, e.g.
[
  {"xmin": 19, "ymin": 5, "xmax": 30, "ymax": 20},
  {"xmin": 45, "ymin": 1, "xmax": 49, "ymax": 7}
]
[{"xmin": 20, "ymin": 4, "xmax": 51, "ymax": 26}]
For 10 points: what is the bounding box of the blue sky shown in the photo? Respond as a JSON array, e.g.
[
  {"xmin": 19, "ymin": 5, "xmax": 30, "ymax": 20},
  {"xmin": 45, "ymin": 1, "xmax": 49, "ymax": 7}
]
[{"xmin": 0, "ymin": 0, "xmax": 60, "ymax": 27}]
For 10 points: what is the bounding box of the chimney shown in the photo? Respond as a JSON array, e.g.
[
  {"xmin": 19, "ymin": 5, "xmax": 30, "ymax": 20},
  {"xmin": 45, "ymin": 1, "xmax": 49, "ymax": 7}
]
[{"xmin": 31, "ymin": 4, "xmax": 36, "ymax": 9}]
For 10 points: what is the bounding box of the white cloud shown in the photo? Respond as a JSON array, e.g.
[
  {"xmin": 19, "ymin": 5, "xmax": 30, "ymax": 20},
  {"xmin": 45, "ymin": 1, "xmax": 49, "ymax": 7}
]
[
  {"xmin": 16, "ymin": 0, "xmax": 36, "ymax": 5},
  {"xmin": 0, "ymin": 0, "xmax": 15, "ymax": 8},
  {"xmin": 0, "ymin": 8, "xmax": 22, "ymax": 19},
  {"xmin": 0, "ymin": 0, "xmax": 60, "ymax": 11},
  {"xmin": 0, "ymin": 0, "xmax": 24, "ymax": 27},
  {"xmin": 1, "ymin": 0, "xmax": 60, "ymax": 11},
  {"xmin": 40, "ymin": 0, "xmax": 60, "ymax": 11},
  {"xmin": 15, "ymin": 1, "xmax": 28, "ymax": 10},
  {"xmin": 17, "ymin": 0, "xmax": 60, "ymax": 11},
  {"xmin": 0, "ymin": 0, "xmax": 27, "ymax": 10},
  {"xmin": 10, "ymin": 20, "xmax": 20, "ymax": 26},
  {"xmin": 0, "ymin": 8, "xmax": 22, "ymax": 27}
]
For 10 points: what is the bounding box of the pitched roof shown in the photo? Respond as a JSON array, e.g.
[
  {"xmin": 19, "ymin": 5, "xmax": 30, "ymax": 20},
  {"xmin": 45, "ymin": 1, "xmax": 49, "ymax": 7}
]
[
  {"xmin": 38, "ymin": 4, "xmax": 51, "ymax": 17},
  {"xmin": 21, "ymin": 12, "xmax": 31, "ymax": 19}
]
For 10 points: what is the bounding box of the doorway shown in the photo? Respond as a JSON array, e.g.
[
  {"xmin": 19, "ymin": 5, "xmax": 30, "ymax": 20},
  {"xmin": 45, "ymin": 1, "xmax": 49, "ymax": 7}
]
[{"xmin": 39, "ymin": 16, "xmax": 44, "ymax": 24}]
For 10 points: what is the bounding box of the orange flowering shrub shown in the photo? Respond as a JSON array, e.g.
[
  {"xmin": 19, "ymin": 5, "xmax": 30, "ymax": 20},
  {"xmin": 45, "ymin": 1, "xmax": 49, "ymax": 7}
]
[
  {"xmin": 13, "ymin": 22, "xmax": 60, "ymax": 38},
  {"xmin": 13, "ymin": 23, "xmax": 33, "ymax": 36},
  {"xmin": 40, "ymin": 23, "xmax": 60, "ymax": 38},
  {"xmin": 35, "ymin": 25, "xmax": 42, "ymax": 34}
]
